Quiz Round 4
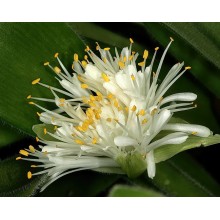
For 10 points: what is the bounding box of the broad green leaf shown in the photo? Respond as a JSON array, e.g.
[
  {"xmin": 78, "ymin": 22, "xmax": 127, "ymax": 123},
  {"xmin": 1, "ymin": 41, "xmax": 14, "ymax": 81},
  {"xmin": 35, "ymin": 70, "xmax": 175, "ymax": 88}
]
[
  {"xmin": 143, "ymin": 22, "xmax": 220, "ymax": 97},
  {"xmin": 39, "ymin": 171, "xmax": 120, "ymax": 197},
  {"xmin": 0, "ymin": 124, "xmax": 26, "ymax": 149},
  {"xmin": 0, "ymin": 156, "xmax": 47, "ymax": 196},
  {"xmin": 0, "ymin": 23, "xmax": 86, "ymax": 136},
  {"xmin": 109, "ymin": 184, "xmax": 163, "ymax": 197},
  {"xmin": 150, "ymin": 153, "xmax": 220, "ymax": 196}
]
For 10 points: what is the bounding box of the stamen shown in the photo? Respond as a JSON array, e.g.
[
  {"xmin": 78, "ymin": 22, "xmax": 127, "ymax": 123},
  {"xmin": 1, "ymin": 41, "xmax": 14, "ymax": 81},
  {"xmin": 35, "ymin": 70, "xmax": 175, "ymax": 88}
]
[
  {"xmin": 102, "ymin": 73, "xmax": 110, "ymax": 82},
  {"xmin": 191, "ymin": 131, "xmax": 198, "ymax": 135},
  {"xmin": 44, "ymin": 128, "xmax": 47, "ymax": 135},
  {"xmin": 81, "ymin": 84, "xmax": 88, "ymax": 89},
  {"xmin": 131, "ymin": 105, "xmax": 137, "ymax": 112},
  {"xmin": 16, "ymin": 157, "xmax": 21, "ymax": 160},
  {"xmin": 143, "ymin": 50, "xmax": 148, "ymax": 59},
  {"xmin": 142, "ymin": 119, "xmax": 148, "ymax": 124},
  {"xmin": 92, "ymin": 137, "xmax": 98, "ymax": 144},
  {"xmin": 54, "ymin": 52, "xmax": 59, "ymax": 58},
  {"xmin": 27, "ymin": 95, "xmax": 32, "ymax": 99},
  {"xmin": 185, "ymin": 66, "xmax": 191, "ymax": 70},
  {"xmin": 155, "ymin": 47, "xmax": 159, "ymax": 51},
  {"xmin": 29, "ymin": 145, "xmax": 35, "ymax": 153},
  {"xmin": 74, "ymin": 53, "xmax": 79, "ymax": 62},
  {"xmin": 19, "ymin": 150, "xmax": 29, "ymax": 157},
  {"xmin": 32, "ymin": 78, "xmax": 40, "ymax": 85},
  {"xmin": 54, "ymin": 66, "xmax": 61, "ymax": 74},
  {"xmin": 27, "ymin": 171, "xmax": 32, "ymax": 179},
  {"xmin": 44, "ymin": 62, "xmax": 49, "ymax": 66},
  {"xmin": 129, "ymin": 38, "xmax": 134, "ymax": 44},
  {"xmin": 104, "ymin": 48, "xmax": 110, "ymax": 51},
  {"xmin": 36, "ymin": 137, "xmax": 39, "ymax": 142},
  {"xmin": 75, "ymin": 139, "xmax": 85, "ymax": 145},
  {"xmin": 131, "ymin": 74, "xmax": 135, "ymax": 81}
]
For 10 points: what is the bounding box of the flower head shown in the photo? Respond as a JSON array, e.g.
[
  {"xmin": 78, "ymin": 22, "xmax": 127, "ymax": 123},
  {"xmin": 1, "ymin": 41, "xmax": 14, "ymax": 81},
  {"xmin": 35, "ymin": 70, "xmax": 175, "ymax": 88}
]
[{"xmin": 19, "ymin": 38, "xmax": 211, "ymax": 191}]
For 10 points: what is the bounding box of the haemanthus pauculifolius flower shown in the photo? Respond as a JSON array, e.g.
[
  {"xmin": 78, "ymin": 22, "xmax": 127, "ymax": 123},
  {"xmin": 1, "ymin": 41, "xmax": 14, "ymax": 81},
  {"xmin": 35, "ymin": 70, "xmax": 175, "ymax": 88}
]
[{"xmin": 18, "ymin": 38, "xmax": 212, "ymax": 191}]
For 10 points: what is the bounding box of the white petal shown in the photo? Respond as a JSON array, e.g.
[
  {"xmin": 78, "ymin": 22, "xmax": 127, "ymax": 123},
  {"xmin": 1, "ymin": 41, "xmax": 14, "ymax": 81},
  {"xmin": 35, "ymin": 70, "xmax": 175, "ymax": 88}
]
[
  {"xmin": 153, "ymin": 109, "xmax": 172, "ymax": 132},
  {"xmin": 161, "ymin": 93, "xmax": 197, "ymax": 105},
  {"xmin": 146, "ymin": 132, "xmax": 188, "ymax": 151},
  {"xmin": 164, "ymin": 123, "xmax": 211, "ymax": 137},
  {"xmin": 146, "ymin": 151, "xmax": 155, "ymax": 179},
  {"xmin": 85, "ymin": 64, "xmax": 102, "ymax": 80},
  {"xmin": 114, "ymin": 136, "xmax": 138, "ymax": 147}
]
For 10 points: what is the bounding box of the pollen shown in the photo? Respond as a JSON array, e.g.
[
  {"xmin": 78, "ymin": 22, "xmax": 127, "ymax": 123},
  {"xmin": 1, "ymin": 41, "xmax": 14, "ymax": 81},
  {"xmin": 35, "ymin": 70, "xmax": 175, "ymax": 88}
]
[
  {"xmin": 54, "ymin": 66, "xmax": 61, "ymax": 74},
  {"xmin": 27, "ymin": 95, "xmax": 32, "ymax": 99},
  {"xmin": 131, "ymin": 105, "xmax": 137, "ymax": 112},
  {"xmin": 44, "ymin": 128, "xmax": 47, "ymax": 135},
  {"xmin": 92, "ymin": 137, "xmax": 98, "ymax": 144},
  {"xmin": 143, "ymin": 50, "xmax": 148, "ymax": 59},
  {"xmin": 82, "ymin": 60, "xmax": 87, "ymax": 68},
  {"xmin": 118, "ymin": 61, "xmax": 125, "ymax": 69},
  {"xmin": 74, "ymin": 53, "xmax": 79, "ymax": 62},
  {"xmin": 27, "ymin": 171, "xmax": 32, "ymax": 179},
  {"xmin": 29, "ymin": 145, "xmax": 35, "ymax": 153},
  {"xmin": 102, "ymin": 73, "xmax": 110, "ymax": 82},
  {"xmin": 129, "ymin": 38, "xmax": 134, "ymax": 44},
  {"xmin": 75, "ymin": 139, "xmax": 85, "ymax": 145},
  {"xmin": 84, "ymin": 55, "xmax": 88, "ymax": 60},
  {"xmin": 32, "ymin": 78, "xmax": 40, "ymax": 85},
  {"xmin": 19, "ymin": 150, "xmax": 29, "ymax": 157},
  {"xmin": 107, "ymin": 93, "xmax": 114, "ymax": 100},
  {"xmin": 131, "ymin": 74, "xmax": 135, "ymax": 81},
  {"xmin": 138, "ymin": 61, "xmax": 145, "ymax": 67},
  {"xmin": 104, "ymin": 47, "xmax": 110, "ymax": 51},
  {"xmin": 142, "ymin": 119, "xmax": 148, "ymax": 124},
  {"xmin": 54, "ymin": 52, "xmax": 59, "ymax": 58},
  {"xmin": 36, "ymin": 137, "xmax": 39, "ymax": 142},
  {"xmin": 85, "ymin": 46, "xmax": 90, "ymax": 52},
  {"xmin": 185, "ymin": 66, "xmax": 191, "ymax": 70},
  {"xmin": 191, "ymin": 131, "xmax": 198, "ymax": 135},
  {"xmin": 29, "ymin": 102, "xmax": 35, "ymax": 105},
  {"xmin": 138, "ymin": 109, "xmax": 146, "ymax": 116},
  {"xmin": 31, "ymin": 165, "xmax": 37, "ymax": 168},
  {"xmin": 36, "ymin": 112, "xmax": 41, "ymax": 117},
  {"xmin": 81, "ymin": 84, "xmax": 88, "ymax": 89},
  {"xmin": 155, "ymin": 47, "xmax": 159, "ymax": 51},
  {"xmin": 44, "ymin": 62, "xmax": 50, "ymax": 66},
  {"xmin": 16, "ymin": 157, "xmax": 21, "ymax": 160}
]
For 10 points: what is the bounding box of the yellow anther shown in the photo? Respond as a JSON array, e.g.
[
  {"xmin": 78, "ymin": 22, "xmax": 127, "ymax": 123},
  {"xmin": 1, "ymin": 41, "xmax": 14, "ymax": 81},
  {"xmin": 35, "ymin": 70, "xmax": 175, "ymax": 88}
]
[
  {"xmin": 107, "ymin": 93, "xmax": 114, "ymax": 100},
  {"xmin": 36, "ymin": 112, "xmax": 41, "ymax": 117},
  {"xmin": 84, "ymin": 55, "xmax": 88, "ymax": 60},
  {"xmin": 74, "ymin": 53, "xmax": 79, "ymax": 62},
  {"xmin": 27, "ymin": 95, "xmax": 31, "ymax": 99},
  {"xmin": 19, "ymin": 150, "xmax": 29, "ymax": 157},
  {"xmin": 75, "ymin": 139, "xmax": 84, "ymax": 145},
  {"xmin": 92, "ymin": 137, "xmax": 98, "ymax": 144},
  {"xmin": 151, "ymin": 108, "xmax": 157, "ymax": 116},
  {"xmin": 114, "ymin": 99, "xmax": 119, "ymax": 108},
  {"xmin": 16, "ymin": 157, "xmax": 21, "ymax": 160},
  {"xmin": 131, "ymin": 105, "xmax": 137, "ymax": 112},
  {"xmin": 32, "ymin": 78, "xmax": 40, "ymax": 85},
  {"xmin": 129, "ymin": 55, "xmax": 133, "ymax": 61},
  {"xmin": 54, "ymin": 126, "xmax": 57, "ymax": 130},
  {"xmin": 72, "ymin": 64, "xmax": 74, "ymax": 70},
  {"xmin": 44, "ymin": 128, "xmax": 47, "ymax": 135},
  {"xmin": 59, "ymin": 98, "xmax": 65, "ymax": 103},
  {"xmin": 132, "ymin": 51, "xmax": 136, "ymax": 55},
  {"xmin": 54, "ymin": 66, "xmax": 61, "ymax": 74},
  {"xmin": 131, "ymin": 74, "xmax": 135, "ymax": 81},
  {"xmin": 138, "ymin": 109, "xmax": 146, "ymax": 116},
  {"xmin": 155, "ymin": 47, "xmax": 159, "ymax": 51},
  {"xmin": 54, "ymin": 52, "xmax": 59, "ymax": 58},
  {"xmin": 129, "ymin": 38, "xmax": 134, "ymax": 44},
  {"xmin": 102, "ymin": 73, "xmax": 110, "ymax": 82},
  {"xmin": 142, "ymin": 119, "xmax": 148, "ymax": 124},
  {"xmin": 118, "ymin": 61, "xmax": 125, "ymax": 69},
  {"xmin": 138, "ymin": 61, "xmax": 145, "ymax": 67},
  {"xmin": 191, "ymin": 131, "xmax": 198, "ymax": 135},
  {"xmin": 44, "ymin": 62, "xmax": 50, "ymax": 66},
  {"xmin": 185, "ymin": 66, "xmax": 191, "ymax": 70},
  {"xmin": 77, "ymin": 75, "xmax": 84, "ymax": 82},
  {"xmin": 125, "ymin": 106, "xmax": 129, "ymax": 112},
  {"xmin": 95, "ymin": 113, "xmax": 101, "ymax": 120},
  {"xmin": 76, "ymin": 126, "xmax": 83, "ymax": 132},
  {"xmin": 96, "ymin": 45, "xmax": 100, "ymax": 50},
  {"xmin": 36, "ymin": 137, "xmax": 39, "ymax": 142},
  {"xmin": 143, "ymin": 50, "xmax": 148, "ymax": 59},
  {"xmin": 81, "ymin": 84, "xmax": 88, "ymax": 89},
  {"xmin": 31, "ymin": 165, "xmax": 37, "ymax": 168},
  {"xmin": 104, "ymin": 47, "xmax": 110, "ymax": 51},
  {"xmin": 28, "ymin": 102, "xmax": 35, "ymax": 105},
  {"xmin": 123, "ymin": 56, "xmax": 127, "ymax": 62},
  {"xmin": 170, "ymin": 37, "xmax": 174, "ymax": 42},
  {"xmin": 90, "ymin": 95, "xmax": 96, "ymax": 101},
  {"xmin": 85, "ymin": 46, "xmax": 90, "ymax": 52},
  {"xmin": 29, "ymin": 145, "xmax": 35, "ymax": 153},
  {"xmin": 106, "ymin": 118, "xmax": 112, "ymax": 122},
  {"xmin": 82, "ymin": 60, "xmax": 87, "ymax": 68},
  {"xmin": 114, "ymin": 119, "xmax": 119, "ymax": 123},
  {"xmin": 27, "ymin": 171, "xmax": 32, "ymax": 179}
]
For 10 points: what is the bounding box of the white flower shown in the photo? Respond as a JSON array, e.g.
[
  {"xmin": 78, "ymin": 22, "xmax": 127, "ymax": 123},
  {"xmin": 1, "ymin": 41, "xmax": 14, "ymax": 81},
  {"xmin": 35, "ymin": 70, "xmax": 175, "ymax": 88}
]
[{"xmin": 18, "ymin": 38, "xmax": 211, "ymax": 191}]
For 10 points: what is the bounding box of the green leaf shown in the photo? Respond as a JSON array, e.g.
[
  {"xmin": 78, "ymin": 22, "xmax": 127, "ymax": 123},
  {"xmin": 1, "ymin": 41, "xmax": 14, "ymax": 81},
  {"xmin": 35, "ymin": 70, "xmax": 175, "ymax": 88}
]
[
  {"xmin": 0, "ymin": 124, "xmax": 26, "ymax": 149},
  {"xmin": 151, "ymin": 153, "xmax": 220, "ymax": 196},
  {"xmin": 0, "ymin": 23, "xmax": 85, "ymax": 136},
  {"xmin": 0, "ymin": 156, "xmax": 46, "ymax": 196},
  {"xmin": 109, "ymin": 184, "xmax": 163, "ymax": 197},
  {"xmin": 39, "ymin": 171, "xmax": 120, "ymax": 197},
  {"xmin": 143, "ymin": 22, "xmax": 220, "ymax": 97}
]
